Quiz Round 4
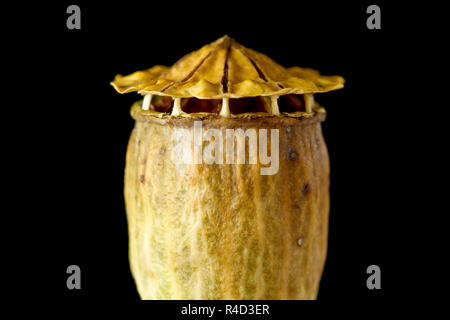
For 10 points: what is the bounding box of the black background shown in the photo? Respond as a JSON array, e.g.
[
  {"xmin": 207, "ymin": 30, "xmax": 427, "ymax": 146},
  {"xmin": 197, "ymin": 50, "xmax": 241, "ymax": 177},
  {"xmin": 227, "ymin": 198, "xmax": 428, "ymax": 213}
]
[{"xmin": 15, "ymin": 0, "xmax": 427, "ymax": 312}]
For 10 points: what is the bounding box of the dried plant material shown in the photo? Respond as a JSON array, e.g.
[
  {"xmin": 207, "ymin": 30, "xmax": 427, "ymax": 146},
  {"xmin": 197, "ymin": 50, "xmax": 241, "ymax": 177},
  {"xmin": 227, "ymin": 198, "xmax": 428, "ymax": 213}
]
[
  {"xmin": 113, "ymin": 36, "xmax": 344, "ymax": 300},
  {"xmin": 111, "ymin": 35, "xmax": 344, "ymax": 99}
]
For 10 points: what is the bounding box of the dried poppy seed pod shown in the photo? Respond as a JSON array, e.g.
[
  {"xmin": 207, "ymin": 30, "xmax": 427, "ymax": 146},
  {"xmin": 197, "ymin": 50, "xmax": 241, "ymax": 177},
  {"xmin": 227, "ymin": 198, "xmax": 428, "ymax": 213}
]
[{"xmin": 111, "ymin": 35, "xmax": 344, "ymax": 300}]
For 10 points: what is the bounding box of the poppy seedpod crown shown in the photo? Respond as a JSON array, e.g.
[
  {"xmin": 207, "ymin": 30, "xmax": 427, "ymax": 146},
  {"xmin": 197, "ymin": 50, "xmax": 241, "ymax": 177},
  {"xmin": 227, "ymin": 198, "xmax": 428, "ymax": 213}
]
[{"xmin": 111, "ymin": 35, "xmax": 344, "ymax": 117}]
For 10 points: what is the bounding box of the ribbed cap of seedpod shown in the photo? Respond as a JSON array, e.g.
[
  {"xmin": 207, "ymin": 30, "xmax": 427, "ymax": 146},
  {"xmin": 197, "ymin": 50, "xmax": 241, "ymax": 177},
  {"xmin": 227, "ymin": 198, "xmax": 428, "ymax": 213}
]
[{"xmin": 110, "ymin": 35, "xmax": 344, "ymax": 99}]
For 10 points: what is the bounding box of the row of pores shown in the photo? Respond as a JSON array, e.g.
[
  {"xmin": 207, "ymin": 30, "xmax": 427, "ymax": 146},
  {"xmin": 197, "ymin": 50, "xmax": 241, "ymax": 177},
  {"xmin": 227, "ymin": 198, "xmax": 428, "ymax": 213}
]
[{"xmin": 141, "ymin": 94, "xmax": 315, "ymax": 117}]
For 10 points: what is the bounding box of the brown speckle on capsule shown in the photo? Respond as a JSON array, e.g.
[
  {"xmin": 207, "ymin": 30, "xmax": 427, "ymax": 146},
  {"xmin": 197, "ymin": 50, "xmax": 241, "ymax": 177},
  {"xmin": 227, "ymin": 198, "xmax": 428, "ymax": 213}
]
[
  {"xmin": 140, "ymin": 174, "xmax": 145, "ymax": 183},
  {"xmin": 302, "ymin": 183, "xmax": 311, "ymax": 195},
  {"xmin": 288, "ymin": 149, "xmax": 298, "ymax": 161}
]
